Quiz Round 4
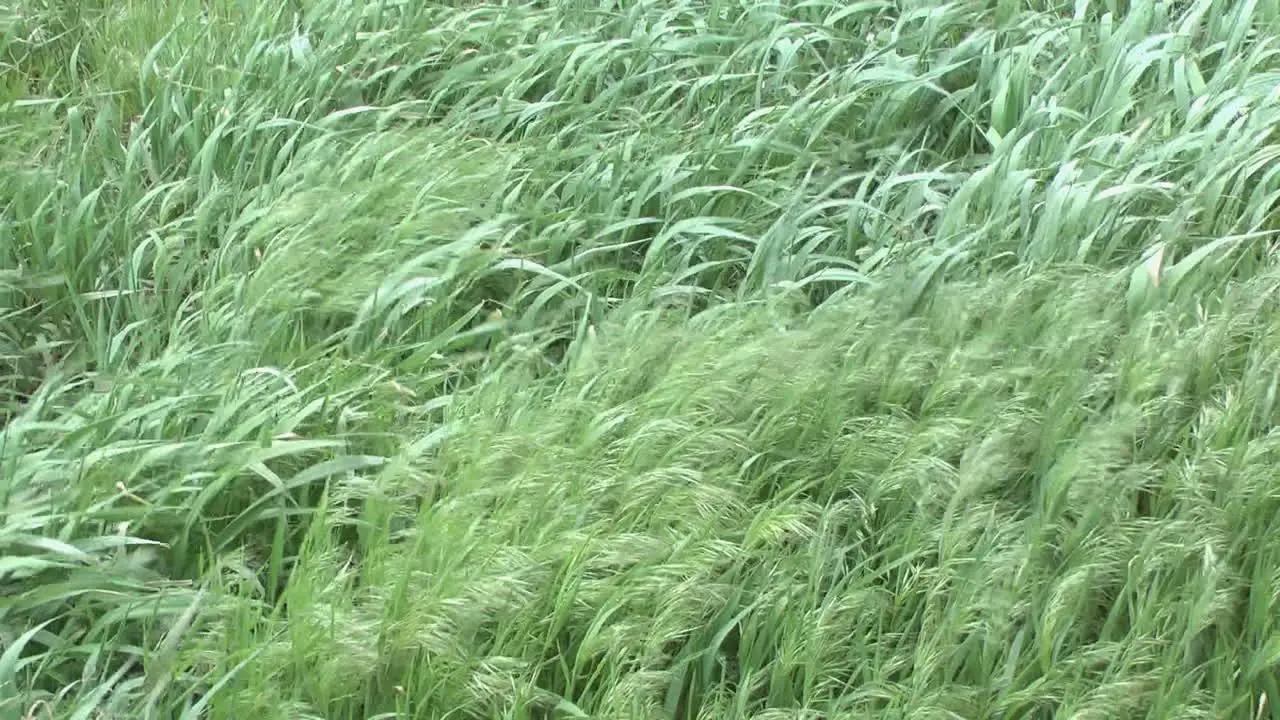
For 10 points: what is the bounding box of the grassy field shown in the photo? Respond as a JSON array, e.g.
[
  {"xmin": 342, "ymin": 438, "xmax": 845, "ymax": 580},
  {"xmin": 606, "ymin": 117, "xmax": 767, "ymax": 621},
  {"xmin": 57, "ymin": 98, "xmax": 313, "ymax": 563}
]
[{"xmin": 3, "ymin": 0, "xmax": 1280, "ymax": 717}]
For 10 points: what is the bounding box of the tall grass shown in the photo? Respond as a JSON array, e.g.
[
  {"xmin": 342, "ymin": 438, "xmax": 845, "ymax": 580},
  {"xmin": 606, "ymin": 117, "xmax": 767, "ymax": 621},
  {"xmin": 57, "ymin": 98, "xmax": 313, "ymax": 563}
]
[{"xmin": 2, "ymin": 0, "xmax": 1279, "ymax": 717}]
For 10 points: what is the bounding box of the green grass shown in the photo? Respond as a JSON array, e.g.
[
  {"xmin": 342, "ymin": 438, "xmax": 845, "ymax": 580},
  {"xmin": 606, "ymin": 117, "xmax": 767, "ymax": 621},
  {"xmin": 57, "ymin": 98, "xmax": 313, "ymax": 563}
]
[{"xmin": 2, "ymin": 0, "xmax": 1280, "ymax": 716}]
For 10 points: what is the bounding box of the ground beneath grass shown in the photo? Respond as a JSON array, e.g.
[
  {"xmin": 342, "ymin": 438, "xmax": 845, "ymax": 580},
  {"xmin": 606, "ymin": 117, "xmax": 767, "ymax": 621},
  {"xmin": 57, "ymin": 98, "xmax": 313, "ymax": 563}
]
[{"xmin": 3, "ymin": 0, "xmax": 1280, "ymax": 717}]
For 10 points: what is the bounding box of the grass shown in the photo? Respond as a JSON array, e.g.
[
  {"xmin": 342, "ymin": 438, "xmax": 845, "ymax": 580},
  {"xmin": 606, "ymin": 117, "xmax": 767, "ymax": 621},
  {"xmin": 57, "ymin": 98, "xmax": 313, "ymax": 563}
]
[{"xmin": 2, "ymin": 0, "xmax": 1280, "ymax": 716}]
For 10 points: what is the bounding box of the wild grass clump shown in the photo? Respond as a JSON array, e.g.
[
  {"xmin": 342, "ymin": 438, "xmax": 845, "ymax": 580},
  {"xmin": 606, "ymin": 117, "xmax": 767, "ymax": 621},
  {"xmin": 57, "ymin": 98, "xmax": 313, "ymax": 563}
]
[{"xmin": 3, "ymin": 0, "xmax": 1280, "ymax": 717}]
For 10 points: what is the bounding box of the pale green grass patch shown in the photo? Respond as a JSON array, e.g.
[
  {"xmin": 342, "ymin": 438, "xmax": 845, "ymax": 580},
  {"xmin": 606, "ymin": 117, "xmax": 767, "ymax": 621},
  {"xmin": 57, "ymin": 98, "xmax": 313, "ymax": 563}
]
[{"xmin": 3, "ymin": 0, "xmax": 1280, "ymax": 717}]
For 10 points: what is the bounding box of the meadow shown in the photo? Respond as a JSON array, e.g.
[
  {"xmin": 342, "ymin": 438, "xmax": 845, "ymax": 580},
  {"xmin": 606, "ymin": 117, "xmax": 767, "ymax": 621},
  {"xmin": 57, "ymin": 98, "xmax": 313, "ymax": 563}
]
[{"xmin": 3, "ymin": 0, "xmax": 1280, "ymax": 717}]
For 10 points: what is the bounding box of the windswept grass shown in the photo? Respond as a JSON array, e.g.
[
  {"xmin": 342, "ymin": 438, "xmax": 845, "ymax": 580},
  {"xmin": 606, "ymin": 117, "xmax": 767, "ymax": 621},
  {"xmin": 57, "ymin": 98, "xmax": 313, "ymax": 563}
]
[{"xmin": 2, "ymin": 0, "xmax": 1280, "ymax": 717}]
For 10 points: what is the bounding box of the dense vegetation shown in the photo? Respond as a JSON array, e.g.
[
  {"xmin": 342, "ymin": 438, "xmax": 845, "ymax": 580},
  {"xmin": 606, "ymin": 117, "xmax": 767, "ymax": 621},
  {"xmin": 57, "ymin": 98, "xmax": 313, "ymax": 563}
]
[{"xmin": 3, "ymin": 0, "xmax": 1280, "ymax": 717}]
